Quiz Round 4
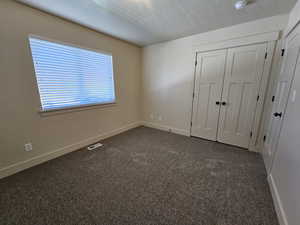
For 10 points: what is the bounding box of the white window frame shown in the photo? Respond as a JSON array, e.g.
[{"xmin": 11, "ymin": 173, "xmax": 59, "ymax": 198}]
[{"xmin": 28, "ymin": 35, "xmax": 117, "ymax": 114}]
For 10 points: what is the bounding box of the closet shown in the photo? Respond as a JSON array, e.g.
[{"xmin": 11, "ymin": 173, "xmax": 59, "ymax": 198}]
[{"xmin": 191, "ymin": 42, "xmax": 268, "ymax": 149}]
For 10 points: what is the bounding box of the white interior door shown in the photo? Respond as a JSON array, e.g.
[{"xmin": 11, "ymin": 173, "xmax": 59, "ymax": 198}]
[
  {"xmin": 217, "ymin": 43, "xmax": 267, "ymax": 148},
  {"xmin": 191, "ymin": 50, "xmax": 227, "ymax": 141},
  {"xmin": 264, "ymin": 36, "xmax": 300, "ymax": 172}
]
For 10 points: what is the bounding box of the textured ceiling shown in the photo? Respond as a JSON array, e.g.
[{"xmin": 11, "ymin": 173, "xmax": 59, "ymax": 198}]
[{"xmin": 17, "ymin": 0, "xmax": 297, "ymax": 46}]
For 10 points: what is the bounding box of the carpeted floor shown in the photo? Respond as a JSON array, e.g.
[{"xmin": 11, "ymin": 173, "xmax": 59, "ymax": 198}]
[{"xmin": 0, "ymin": 126, "xmax": 278, "ymax": 225}]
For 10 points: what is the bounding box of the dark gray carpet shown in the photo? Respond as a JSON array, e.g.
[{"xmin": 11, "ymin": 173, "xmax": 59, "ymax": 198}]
[{"xmin": 0, "ymin": 126, "xmax": 278, "ymax": 225}]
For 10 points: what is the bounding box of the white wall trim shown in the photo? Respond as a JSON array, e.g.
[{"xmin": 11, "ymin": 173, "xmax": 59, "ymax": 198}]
[
  {"xmin": 142, "ymin": 121, "xmax": 190, "ymax": 136},
  {"xmin": 194, "ymin": 31, "xmax": 279, "ymax": 53},
  {"xmin": 0, "ymin": 121, "xmax": 142, "ymax": 179},
  {"xmin": 268, "ymin": 174, "xmax": 289, "ymax": 225},
  {"xmin": 248, "ymin": 145, "xmax": 260, "ymax": 152}
]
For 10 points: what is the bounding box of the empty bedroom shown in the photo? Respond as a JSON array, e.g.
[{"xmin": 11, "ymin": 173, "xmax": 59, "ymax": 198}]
[{"xmin": 1, "ymin": 0, "xmax": 300, "ymax": 224}]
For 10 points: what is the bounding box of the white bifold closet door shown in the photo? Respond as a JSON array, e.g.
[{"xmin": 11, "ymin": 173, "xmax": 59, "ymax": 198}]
[
  {"xmin": 192, "ymin": 43, "xmax": 267, "ymax": 149},
  {"xmin": 191, "ymin": 50, "xmax": 226, "ymax": 141},
  {"xmin": 217, "ymin": 43, "xmax": 267, "ymax": 148}
]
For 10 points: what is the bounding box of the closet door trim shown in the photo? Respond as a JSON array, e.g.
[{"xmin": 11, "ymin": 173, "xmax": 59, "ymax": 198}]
[
  {"xmin": 249, "ymin": 41, "xmax": 276, "ymax": 151},
  {"xmin": 193, "ymin": 31, "xmax": 279, "ymax": 53}
]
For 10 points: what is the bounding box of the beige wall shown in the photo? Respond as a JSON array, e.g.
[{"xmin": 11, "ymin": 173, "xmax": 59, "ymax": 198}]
[
  {"xmin": 0, "ymin": 0, "xmax": 142, "ymax": 176},
  {"xmin": 142, "ymin": 14, "xmax": 289, "ymax": 137}
]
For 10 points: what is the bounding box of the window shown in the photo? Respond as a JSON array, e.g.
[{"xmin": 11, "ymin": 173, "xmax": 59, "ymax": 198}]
[{"xmin": 29, "ymin": 36, "xmax": 116, "ymax": 112}]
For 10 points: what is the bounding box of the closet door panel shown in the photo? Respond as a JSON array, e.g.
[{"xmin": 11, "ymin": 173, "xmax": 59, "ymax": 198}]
[
  {"xmin": 217, "ymin": 43, "xmax": 267, "ymax": 148},
  {"xmin": 191, "ymin": 50, "xmax": 226, "ymax": 141}
]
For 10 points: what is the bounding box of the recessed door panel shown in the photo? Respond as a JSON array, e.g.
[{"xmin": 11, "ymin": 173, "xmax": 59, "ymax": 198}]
[
  {"xmin": 191, "ymin": 50, "xmax": 227, "ymax": 141},
  {"xmin": 217, "ymin": 43, "xmax": 267, "ymax": 148},
  {"xmin": 222, "ymin": 82, "xmax": 253, "ymax": 136}
]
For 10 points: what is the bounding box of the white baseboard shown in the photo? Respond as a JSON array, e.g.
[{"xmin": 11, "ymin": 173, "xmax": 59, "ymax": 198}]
[
  {"xmin": 0, "ymin": 121, "xmax": 142, "ymax": 179},
  {"xmin": 141, "ymin": 121, "xmax": 190, "ymax": 136},
  {"xmin": 249, "ymin": 144, "xmax": 261, "ymax": 152},
  {"xmin": 268, "ymin": 174, "xmax": 289, "ymax": 225}
]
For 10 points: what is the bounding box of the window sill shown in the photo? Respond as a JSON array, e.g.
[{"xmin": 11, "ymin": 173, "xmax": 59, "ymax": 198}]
[{"xmin": 39, "ymin": 102, "xmax": 117, "ymax": 117}]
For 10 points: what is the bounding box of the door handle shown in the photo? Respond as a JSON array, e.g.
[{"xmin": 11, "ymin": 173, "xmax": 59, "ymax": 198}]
[
  {"xmin": 273, "ymin": 112, "xmax": 282, "ymax": 118},
  {"xmin": 221, "ymin": 102, "xmax": 227, "ymax": 106},
  {"xmin": 216, "ymin": 101, "xmax": 220, "ymax": 105}
]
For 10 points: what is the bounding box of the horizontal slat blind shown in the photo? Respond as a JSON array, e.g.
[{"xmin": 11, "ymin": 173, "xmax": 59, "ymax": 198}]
[{"xmin": 29, "ymin": 37, "xmax": 115, "ymax": 111}]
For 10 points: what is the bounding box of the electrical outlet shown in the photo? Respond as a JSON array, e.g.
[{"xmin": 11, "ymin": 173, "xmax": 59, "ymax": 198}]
[{"xmin": 24, "ymin": 143, "xmax": 33, "ymax": 152}]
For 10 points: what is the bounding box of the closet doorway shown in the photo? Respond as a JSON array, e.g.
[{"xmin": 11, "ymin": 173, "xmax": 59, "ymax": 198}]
[{"xmin": 191, "ymin": 43, "xmax": 268, "ymax": 149}]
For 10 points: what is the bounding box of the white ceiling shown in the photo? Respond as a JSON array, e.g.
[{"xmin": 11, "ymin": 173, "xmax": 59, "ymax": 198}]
[{"xmin": 17, "ymin": 0, "xmax": 297, "ymax": 46}]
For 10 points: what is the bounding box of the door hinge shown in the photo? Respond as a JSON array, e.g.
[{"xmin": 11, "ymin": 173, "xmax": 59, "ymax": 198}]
[
  {"xmin": 265, "ymin": 52, "xmax": 268, "ymax": 59},
  {"xmin": 263, "ymin": 135, "xmax": 267, "ymax": 142},
  {"xmin": 281, "ymin": 49, "xmax": 285, "ymax": 56},
  {"xmin": 195, "ymin": 60, "xmax": 197, "ymax": 66},
  {"xmin": 192, "ymin": 92, "xmax": 195, "ymax": 98},
  {"xmin": 191, "ymin": 121, "xmax": 193, "ymax": 126},
  {"xmin": 272, "ymin": 95, "xmax": 275, "ymax": 102},
  {"xmin": 257, "ymin": 95, "xmax": 260, "ymax": 101},
  {"xmin": 250, "ymin": 131, "xmax": 253, "ymax": 138}
]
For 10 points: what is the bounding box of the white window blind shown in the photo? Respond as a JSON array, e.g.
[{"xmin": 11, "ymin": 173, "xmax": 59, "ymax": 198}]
[{"xmin": 29, "ymin": 37, "xmax": 116, "ymax": 111}]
